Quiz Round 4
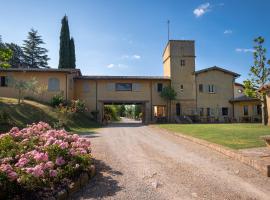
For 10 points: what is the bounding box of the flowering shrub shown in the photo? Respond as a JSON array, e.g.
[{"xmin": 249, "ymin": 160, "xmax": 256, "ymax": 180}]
[
  {"xmin": 0, "ymin": 122, "xmax": 91, "ymax": 198},
  {"xmin": 70, "ymin": 99, "xmax": 87, "ymax": 113}
]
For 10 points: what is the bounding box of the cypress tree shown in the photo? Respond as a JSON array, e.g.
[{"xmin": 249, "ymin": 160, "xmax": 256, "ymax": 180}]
[
  {"xmin": 69, "ymin": 37, "xmax": 76, "ymax": 69},
  {"xmin": 58, "ymin": 15, "xmax": 70, "ymax": 69},
  {"xmin": 22, "ymin": 29, "xmax": 49, "ymax": 68}
]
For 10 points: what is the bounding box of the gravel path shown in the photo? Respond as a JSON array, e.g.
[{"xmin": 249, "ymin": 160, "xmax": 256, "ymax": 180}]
[{"xmin": 73, "ymin": 121, "xmax": 270, "ymax": 200}]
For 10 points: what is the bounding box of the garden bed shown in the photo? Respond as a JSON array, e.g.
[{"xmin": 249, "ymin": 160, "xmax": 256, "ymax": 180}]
[{"xmin": 0, "ymin": 122, "xmax": 94, "ymax": 199}]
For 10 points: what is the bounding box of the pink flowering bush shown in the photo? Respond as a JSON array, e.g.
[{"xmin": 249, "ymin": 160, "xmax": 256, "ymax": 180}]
[{"xmin": 0, "ymin": 122, "xmax": 91, "ymax": 198}]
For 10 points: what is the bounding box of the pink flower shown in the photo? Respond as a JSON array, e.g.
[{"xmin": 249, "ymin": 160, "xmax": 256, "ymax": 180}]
[
  {"xmin": 0, "ymin": 164, "xmax": 17, "ymax": 181},
  {"xmin": 8, "ymin": 171, "xmax": 18, "ymax": 181},
  {"xmin": 59, "ymin": 142, "xmax": 69, "ymax": 149},
  {"xmin": 45, "ymin": 161, "xmax": 54, "ymax": 169},
  {"xmin": 33, "ymin": 152, "xmax": 48, "ymax": 162},
  {"xmin": 55, "ymin": 157, "xmax": 65, "ymax": 166},
  {"xmin": 15, "ymin": 157, "xmax": 29, "ymax": 167},
  {"xmin": 49, "ymin": 170, "xmax": 57, "ymax": 177},
  {"xmin": 25, "ymin": 165, "xmax": 44, "ymax": 177}
]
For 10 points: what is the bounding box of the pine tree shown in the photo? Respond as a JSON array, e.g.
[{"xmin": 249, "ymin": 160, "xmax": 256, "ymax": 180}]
[
  {"xmin": 69, "ymin": 37, "xmax": 76, "ymax": 68},
  {"xmin": 22, "ymin": 29, "xmax": 50, "ymax": 68},
  {"xmin": 5, "ymin": 43, "xmax": 25, "ymax": 68},
  {"xmin": 58, "ymin": 15, "xmax": 71, "ymax": 68}
]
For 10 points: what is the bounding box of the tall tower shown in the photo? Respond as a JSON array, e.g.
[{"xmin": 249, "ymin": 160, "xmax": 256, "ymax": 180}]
[{"xmin": 162, "ymin": 40, "xmax": 196, "ymax": 118}]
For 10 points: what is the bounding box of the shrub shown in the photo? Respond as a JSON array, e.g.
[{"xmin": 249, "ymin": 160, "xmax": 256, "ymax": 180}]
[
  {"xmin": 0, "ymin": 111, "xmax": 10, "ymax": 125},
  {"xmin": 0, "ymin": 122, "xmax": 92, "ymax": 198},
  {"xmin": 50, "ymin": 94, "xmax": 64, "ymax": 107},
  {"xmin": 70, "ymin": 99, "xmax": 87, "ymax": 113},
  {"xmin": 104, "ymin": 105, "xmax": 119, "ymax": 121}
]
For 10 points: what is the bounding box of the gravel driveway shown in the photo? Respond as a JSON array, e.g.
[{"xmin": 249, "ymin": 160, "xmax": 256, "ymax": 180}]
[{"xmin": 73, "ymin": 121, "xmax": 270, "ymax": 200}]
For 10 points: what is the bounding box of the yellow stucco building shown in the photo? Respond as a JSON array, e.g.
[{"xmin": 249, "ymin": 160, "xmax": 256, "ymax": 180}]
[{"xmin": 0, "ymin": 40, "xmax": 261, "ymax": 123}]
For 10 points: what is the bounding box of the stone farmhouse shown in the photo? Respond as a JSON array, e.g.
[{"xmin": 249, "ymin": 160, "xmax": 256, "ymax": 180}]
[{"xmin": 0, "ymin": 40, "xmax": 261, "ymax": 124}]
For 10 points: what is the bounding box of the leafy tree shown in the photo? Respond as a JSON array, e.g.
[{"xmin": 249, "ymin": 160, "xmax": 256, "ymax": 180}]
[
  {"xmin": 59, "ymin": 15, "xmax": 71, "ymax": 69},
  {"xmin": 160, "ymin": 86, "xmax": 177, "ymax": 121},
  {"xmin": 5, "ymin": 43, "xmax": 24, "ymax": 68},
  {"xmin": 119, "ymin": 105, "xmax": 126, "ymax": 117},
  {"xmin": 244, "ymin": 36, "xmax": 270, "ymax": 125},
  {"xmin": 14, "ymin": 77, "xmax": 39, "ymax": 104},
  {"xmin": 22, "ymin": 29, "xmax": 50, "ymax": 68},
  {"xmin": 69, "ymin": 37, "xmax": 76, "ymax": 68},
  {"xmin": 0, "ymin": 36, "xmax": 12, "ymax": 69},
  {"xmin": 134, "ymin": 105, "xmax": 142, "ymax": 119}
]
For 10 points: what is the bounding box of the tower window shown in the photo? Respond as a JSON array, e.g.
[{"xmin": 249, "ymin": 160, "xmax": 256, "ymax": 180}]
[
  {"xmin": 208, "ymin": 85, "xmax": 215, "ymax": 93},
  {"xmin": 180, "ymin": 59, "xmax": 185, "ymax": 66},
  {"xmin": 199, "ymin": 84, "xmax": 203, "ymax": 92},
  {"xmin": 157, "ymin": 83, "xmax": 163, "ymax": 92},
  {"xmin": 180, "ymin": 84, "xmax": 183, "ymax": 92}
]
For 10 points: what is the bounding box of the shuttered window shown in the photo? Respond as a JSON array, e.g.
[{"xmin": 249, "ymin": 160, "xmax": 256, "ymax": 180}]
[
  {"xmin": 133, "ymin": 83, "xmax": 141, "ymax": 91},
  {"xmin": 83, "ymin": 82, "xmax": 90, "ymax": 92},
  {"xmin": 48, "ymin": 78, "xmax": 60, "ymax": 91}
]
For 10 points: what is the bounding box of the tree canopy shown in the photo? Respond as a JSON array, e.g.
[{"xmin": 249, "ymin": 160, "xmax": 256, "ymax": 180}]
[
  {"xmin": 244, "ymin": 36, "xmax": 270, "ymax": 125},
  {"xmin": 58, "ymin": 15, "xmax": 76, "ymax": 69},
  {"xmin": 22, "ymin": 29, "xmax": 50, "ymax": 68}
]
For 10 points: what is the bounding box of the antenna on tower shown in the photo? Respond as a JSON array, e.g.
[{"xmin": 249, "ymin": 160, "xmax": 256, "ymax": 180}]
[{"xmin": 167, "ymin": 20, "xmax": 170, "ymax": 41}]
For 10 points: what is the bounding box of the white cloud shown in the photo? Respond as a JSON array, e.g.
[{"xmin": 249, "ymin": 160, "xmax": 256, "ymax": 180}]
[
  {"xmin": 121, "ymin": 54, "xmax": 141, "ymax": 60},
  {"xmin": 132, "ymin": 54, "xmax": 141, "ymax": 59},
  {"xmin": 235, "ymin": 48, "xmax": 255, "ymax": 53},
  {"xmin": 106, "ymin": 63, "xmax": 128, "ymax": 69},
  {"xmin": 107, "ymin": 64, "xmax": 115, "ymax": 68},
  {"xmin": 224, "ymin": 30, "xmax": 232, "ymax": 34},
  {"xmin": 193, "ymin": 3, "xmax": 211, "ymax": 17}
]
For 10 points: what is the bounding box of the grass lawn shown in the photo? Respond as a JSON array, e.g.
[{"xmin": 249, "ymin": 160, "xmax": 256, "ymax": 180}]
[
  {"xmin": 0, "ymin": 97, "xmax": 100, "ymax": 134},
  {"xmin": 157, "ymin": 123, "xmax": 270, "ymax": 149}
]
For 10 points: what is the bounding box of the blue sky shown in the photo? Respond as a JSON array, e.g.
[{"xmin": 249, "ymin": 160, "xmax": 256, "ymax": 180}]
[{"xmin": 0, "ymin": 0, "xmax": 270, "ymax": 83}]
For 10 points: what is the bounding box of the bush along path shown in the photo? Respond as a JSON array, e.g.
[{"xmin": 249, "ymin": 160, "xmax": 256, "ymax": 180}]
[{"xmin": 0, "ymin": 122, "xmax": 94, "ymax": 199}]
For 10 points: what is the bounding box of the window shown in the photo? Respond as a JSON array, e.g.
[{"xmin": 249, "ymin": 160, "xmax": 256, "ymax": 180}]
[
  {"xmin": 243, "ymin": 105, "xmax": 248, "ymax": 116},
  {"xmin": 199, "ymin": 84, "xmax": 203, "ymax": 92},
  {"xmin": 180, "ymin": 84, "xmax": 183, "ymax": 92},
  {"xmin": 176, "ymin": 103, "xmax": 181, "ymax": 116},
  {"xmin": 208, "ymin": 85, "xmax": 215, "ymax": 93},
  {"xmin": 199, "ymin": 108, "xmax": 204, "ymax": 116},
  {"xmin": 180, "ymin": 59, "xmax": 185, "ymax": 66},
  {"xmin": 206, "ymin": 108, "xmax": 210, "ymax": 116},
  {"xmin": 154, "ymin": 106, "xmax": 166, "ymax": 117},
  {"xmin": 83, "ymin": 82, "xmax": 90, "ymax": 92},
  {"xmin": 222, "ymin": 107, "xmax": 228, "ymax": 116},
  {"xmin": 48, "ymin": 78, "xmax": 60, "ymax": 91},
  {"xmin": 256, "ymin": 105, "xmax": 262, "ymax": 115},
  {"xmin": 157, "ymin": 83, "xmax": 163, "ymax": 92},
  {"xmin": 115, "ymin": 83, "xmax": 132, "ymax": 91},
  {"xmin": 0, "ymin": 76, "xmax": 8, "ymax": 87}
]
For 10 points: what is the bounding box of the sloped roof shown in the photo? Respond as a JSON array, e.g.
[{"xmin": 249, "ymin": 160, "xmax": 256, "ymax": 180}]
[
  {"xmin": 0, "ymin": 68, "xmax": 81, "ymax": 75},
  {"xmin": 235, "ymin": 82, "xmax": 244, "ymax": 87},
  {"xmin": 195, "ymin": 66, "xmax": 240, "ymax": 77},
  {"xmin": 230, "ymin": 95, "xmax": 259, "ymax": 103},
  {"xmin": 75, "ymin": 75, "xmax": 171, "ymax": 80}
]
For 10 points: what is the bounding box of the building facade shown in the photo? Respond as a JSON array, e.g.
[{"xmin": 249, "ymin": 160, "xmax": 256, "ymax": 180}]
[{"xmin": 0, "ymin": 40, "xmax": 261, "ymax": 123}]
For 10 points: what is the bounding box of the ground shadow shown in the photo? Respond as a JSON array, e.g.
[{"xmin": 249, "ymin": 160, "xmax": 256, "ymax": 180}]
[
  {"xmin": 79, "ymin": 132, "xmax": 100, "ymax": 138},
  {"xmin": 71, "ymin": 158, "xmax": 123, "ymax": 199},
  {"xmin": 106, "ymin": 122, "xmax": 144, "ymax": 128}
]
